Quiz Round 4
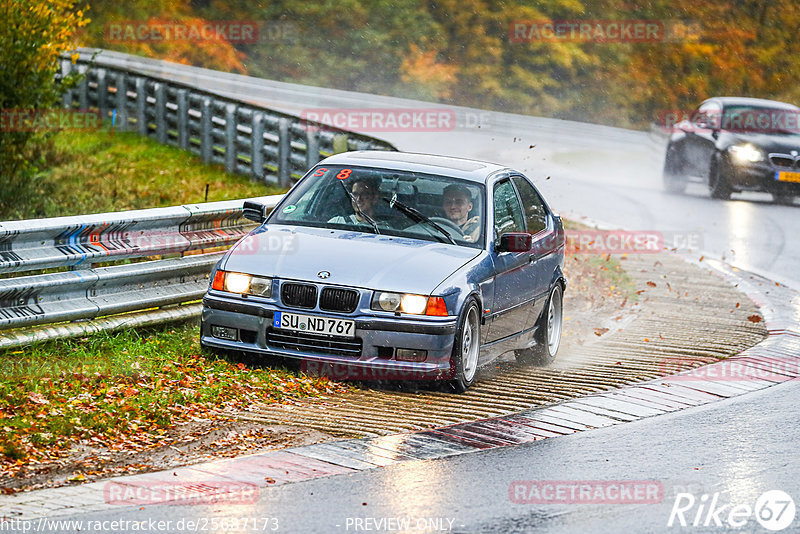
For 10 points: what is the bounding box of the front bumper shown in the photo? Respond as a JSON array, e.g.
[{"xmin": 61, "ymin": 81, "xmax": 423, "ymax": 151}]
[
  {"xmin": 726, "ymin": 159, "xmax": 800, "ymax": 194},
  {"xmin": 200, "ymin": 295, "xmax": 458, "ymax": 381}
]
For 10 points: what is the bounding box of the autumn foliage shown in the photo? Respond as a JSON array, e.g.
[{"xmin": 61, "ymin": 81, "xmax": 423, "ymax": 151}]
[{"xmin": 78, "ymin": 0, "xmax": 800, "ymax": 129}]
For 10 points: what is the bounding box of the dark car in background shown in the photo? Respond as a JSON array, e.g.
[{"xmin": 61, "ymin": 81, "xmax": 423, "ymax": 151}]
[
  {"xmin": 200, "ymin": 151, "xmax": 566, "ymax": 392},
  {"xmin": 662, "ymin": 97, "xmax": 800, "ymax": 204}
]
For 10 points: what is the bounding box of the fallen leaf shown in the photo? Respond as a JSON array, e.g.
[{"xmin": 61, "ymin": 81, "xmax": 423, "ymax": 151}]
[
  {"xmin": 28, "ymin": 392, "xmax": 49, "ymax": 405},
  {"xmin": 594, "ymin": 328, "xmax": 610, "ymax": 336},
  {"xmin": 646, "ymin": 281, "xmax": 657, "ymax": 288},
  {"xmin": 747, "ymin": 315, "xmax": 762, "ymax": 323}
]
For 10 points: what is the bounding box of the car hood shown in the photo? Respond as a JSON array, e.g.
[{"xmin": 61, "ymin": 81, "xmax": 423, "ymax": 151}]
[
  {"xmin": 721, "ymin": 131, "xmax": 800, "ymax": 153},
  {"xmin": 222, "ymin": 224, "xmax": 482, "ymax": 295}
]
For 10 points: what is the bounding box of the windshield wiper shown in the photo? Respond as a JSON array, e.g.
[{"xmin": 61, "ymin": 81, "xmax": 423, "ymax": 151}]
[
  {"xmin": 337, "ymin": 180, "xmax": 380, "ymax": 234},
  {"xmin": 381, "ymin": 195, "xmax": 456, "ymax": 245}
]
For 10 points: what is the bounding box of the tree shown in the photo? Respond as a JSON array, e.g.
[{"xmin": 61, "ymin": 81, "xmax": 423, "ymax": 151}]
[{"xmin": 0, "ymin": 0, "xmax": 89, "ymax": 215}]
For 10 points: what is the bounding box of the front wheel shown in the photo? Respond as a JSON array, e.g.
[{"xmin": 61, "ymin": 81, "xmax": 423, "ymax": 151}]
[
  {"xmin": 709, "ymin": 153, "xmax": 733, "ymax": 200},
  {"xmin": 773, "ymin": 193, "xmax": 796, "ymax": 206},
  {"xmin": 515, "ymin": 284, "xmax": 563, "ymax": 366},
  {"xmin": 448, "ymin": 299, "xmax": 481, "ymax": 392}
]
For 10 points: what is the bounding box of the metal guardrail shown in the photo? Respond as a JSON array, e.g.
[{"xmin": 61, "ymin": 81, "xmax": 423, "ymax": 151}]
[
  {"xmin": 0, "ymin": 51, "xmax": 401, "ymax": 348},
  {"xmin": 59, "ymin": 53, "xmax": 397, "ymax": 186},
  {"xmin": 0, "ymin": 196, "xmax": 282, "ymax": 348}
]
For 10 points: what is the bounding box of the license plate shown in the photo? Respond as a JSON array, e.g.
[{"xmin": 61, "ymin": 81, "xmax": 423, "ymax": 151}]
[
  {"xmin": 273, "ymin": 311, "xmax": 355, "ymax": 337},
  {"xmin": 775, "ymin": 171, "xmax": 800, "ymax": 183}
]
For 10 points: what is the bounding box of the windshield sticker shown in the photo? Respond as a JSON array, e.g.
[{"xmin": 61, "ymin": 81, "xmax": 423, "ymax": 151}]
[
  {"xmin": 336, "ymin": 169, "xmax": 352, "ymax": 180},
  {"xmin": 312, "ymin": 167, "xmax": 328, "ymax": 177},
  {"xmin": 282, "ymin": 204, "xmax": 297, "ymax": 213}
]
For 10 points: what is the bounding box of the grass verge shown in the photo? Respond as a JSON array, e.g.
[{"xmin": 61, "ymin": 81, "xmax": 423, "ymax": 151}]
[
  {"xmin": 4, "ymin": 126, "xmax": 284, "ymax": 220},
  {"xmin": 0, "ymin": 321, "xmax": 347, "ymax": 483}
]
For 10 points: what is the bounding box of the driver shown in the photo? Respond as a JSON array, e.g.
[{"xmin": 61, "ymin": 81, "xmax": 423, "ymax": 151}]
[
  {"xmin": 328, "ymin": 176, "xmax": 387, "ymax": 226},
  {"xmin": 442, "ymin": 184, "xmax": 480, "ymax": 242}
]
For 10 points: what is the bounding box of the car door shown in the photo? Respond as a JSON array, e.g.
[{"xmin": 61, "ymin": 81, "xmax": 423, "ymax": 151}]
[
  {"xmin": 511, "ymin": 174, "xmax": 554, "ymax": 322},
  {"xmin": 484, "ymin": 178, "xmax": 534, "ymax": 344}
]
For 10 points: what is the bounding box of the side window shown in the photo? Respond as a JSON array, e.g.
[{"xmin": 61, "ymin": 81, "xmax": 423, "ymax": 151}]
[
  {"xmin": 512, "ymin": 176, "xmax": 548, "ymax": 235},
  {"xmin": 493, "ymin": 179, "xmax": 525, "ymax": 240},
  {"xmin": 694, "ymin": 101, "xmax": 721, "ymax": 129}
]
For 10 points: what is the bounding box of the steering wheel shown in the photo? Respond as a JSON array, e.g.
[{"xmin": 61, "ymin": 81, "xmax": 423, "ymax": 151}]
[{"xmin": 427, "ymin": 217, "xmax": 465, "ymax": 238}]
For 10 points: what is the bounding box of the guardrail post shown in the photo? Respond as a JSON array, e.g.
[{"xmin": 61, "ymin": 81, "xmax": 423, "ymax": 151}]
[
  {"xmin": 154, "ymin": 83, "xmax": 167, "ymax": 144},
  {"xmin": 224, "ymin": 104, "xmax": 237, "ymax": 173},
  {"xmin": 177, "ymin": 89, "xmax": 189, "ymax": 149},
  {"xmin": 135, "ymin": 77, "xmax": 147, "ymax": 135},
  {"xmin": 251, "ymin": 111, "xmax": 265, "ymax": 180},
  {"xmin": 96, "ymin": 68, "xmax": 108, "ymax": 121},
  {"xmin": 60, "ymin": 58, "xmax": 73, "ymax": 108},
  {"xmin": 115, "ymin": 72, "xmax": 127, "ymax": 131},
  {"xmin": 78, "ymin": 64, "xmax": 89, "ymax": 110},
  {"xmin": 278, "ymin": 118, "xmax": 290, "ymax": 186},
  {"xmin": 200, "ymin": 97, "xmax": 212, "ymax": 163},
  {"xmin": 306, "ymin": 130, "xmax": 320, "ymax": 169},
  {"xmin": 333, "ymin": 133, "xmax": 348, "ymax": 154}
]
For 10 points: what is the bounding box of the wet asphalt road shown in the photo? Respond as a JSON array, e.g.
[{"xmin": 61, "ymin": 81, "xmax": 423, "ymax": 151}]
[{"xmin": 57, "ymin": 378, "xmax": 799, "ymax": 533}]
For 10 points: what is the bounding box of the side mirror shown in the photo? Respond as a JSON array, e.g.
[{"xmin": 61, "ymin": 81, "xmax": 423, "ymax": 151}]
[
  {"xmin": 242, "ymin": 201, "xmax": 267, "ymax": 224},
  {"xmin": 497, "ymin": 232, "xmax": 532, "ymax": 253}
]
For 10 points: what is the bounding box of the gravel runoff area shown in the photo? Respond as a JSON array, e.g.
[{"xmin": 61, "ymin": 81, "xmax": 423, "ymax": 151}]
[{"xmin": 239, "ymin": 252, "xmax": 767, "ymax": 437}]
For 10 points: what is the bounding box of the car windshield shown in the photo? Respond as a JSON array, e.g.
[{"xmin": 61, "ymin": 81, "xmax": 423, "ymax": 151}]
[
  {"xmin": 721, "ymin": 105, "xmax": 800, "ymax": 134},
  {"xmin": 268, "ymin": 165, "xmax": 485, "ymax": 248}
]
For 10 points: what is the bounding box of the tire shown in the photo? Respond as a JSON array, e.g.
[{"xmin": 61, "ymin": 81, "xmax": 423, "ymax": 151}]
[
  {"xmin": 448, "ymin": 299, "xmax": 481, "ymax": 393},
  {"xmin": 662, "ymin": 146, "xmax": 688, "ymax": 194},
  {"xmin": 708, "ymin": 153, "xmax": 733, "ymax": 200},
  {"xmin": 773, "ymin": 193, "xmax": 796, "ymax": 206},
  {"xmin": 515, "ymin": 283, "xmax": 563, "ymax": 366}
]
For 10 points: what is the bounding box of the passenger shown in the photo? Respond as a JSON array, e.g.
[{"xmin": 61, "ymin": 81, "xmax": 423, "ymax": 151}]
[{"xmin": 442, "ymin": 184, "xmax": 480, "ymax": 242}]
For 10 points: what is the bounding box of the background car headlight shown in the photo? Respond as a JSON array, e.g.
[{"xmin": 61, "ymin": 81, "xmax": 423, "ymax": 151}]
[
  {"xmin": 371, "ymin": 292, "xmax": 448, "ymax": 316},
  {"xmin": 729, "ymin": 144, "xmax": 764, "ymax": 164},
  {"xmin": 211, "ymin": 270, "xmax": 272, "ymax": 297}
]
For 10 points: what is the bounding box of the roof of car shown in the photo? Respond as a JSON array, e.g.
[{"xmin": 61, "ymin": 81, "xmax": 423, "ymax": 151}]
[
  {"xmin": 320, "ymin": 151, "xmax": 511, "ymax": 183},
  {"xmin": 704, "ymin": 97, "xmax": 800, "ymax": 110}
]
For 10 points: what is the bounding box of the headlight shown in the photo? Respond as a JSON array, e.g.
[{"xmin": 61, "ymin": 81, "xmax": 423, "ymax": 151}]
[
  {"xmin": 729, "ymin": 144, "xmax": 764, "ymax": 164},
  {"xmin": 371, "ymin": 292, "xmax": 448, "ymax": 316},
  {"xmin": 211, "ymin": 270, "xmax": 272, "ymax": 297}
]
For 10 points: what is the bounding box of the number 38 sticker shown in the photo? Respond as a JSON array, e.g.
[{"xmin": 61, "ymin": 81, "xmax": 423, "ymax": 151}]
[{"xmin": 312, "ymin": 167, "xmax": 353, "ymax": 180}]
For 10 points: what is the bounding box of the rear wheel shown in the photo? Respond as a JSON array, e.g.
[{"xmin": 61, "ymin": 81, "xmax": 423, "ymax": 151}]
[
  {"xmin": 773, "ymin": 193, "xmax": 796, "ymax": 206},
  {"xmin": 515, "ymin": 284, "xmax": 563, "ymax": 366},
  {"xmin": 448, "ymin": 299, "xmax": 480, "ymax": 392},
  {"xmin": 709, "ymin": 153, "xmax": 733, "ymax": 200},
  {"xmin": 662, "ymin": 145, "xmax": 688, "ymax": 194}
]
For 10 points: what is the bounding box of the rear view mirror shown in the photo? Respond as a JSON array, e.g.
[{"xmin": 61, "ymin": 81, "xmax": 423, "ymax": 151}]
[
  {"xmin": 497, "ymin": 232, "xmax": 532, "ymax": 253},
  {"xmin": 242, "ymin": 200, "xmax": 267, "ymax": 223}
]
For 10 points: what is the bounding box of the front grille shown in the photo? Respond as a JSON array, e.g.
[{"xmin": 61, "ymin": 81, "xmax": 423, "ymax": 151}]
[
  {"xmin": 266, "ymin": 328, "xmax": 362, "ymax": 357},
  {"xmin": 320, "ymin": 287, "xmax": 360, "ymax": 313},
  {"xmin": 770, "ymin": 155, "xmax": 796, "ymax": 168},
  {"xmin": 281, "ymin": 283, "xmax": 317, "ymax": 308}
]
